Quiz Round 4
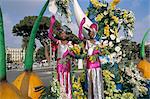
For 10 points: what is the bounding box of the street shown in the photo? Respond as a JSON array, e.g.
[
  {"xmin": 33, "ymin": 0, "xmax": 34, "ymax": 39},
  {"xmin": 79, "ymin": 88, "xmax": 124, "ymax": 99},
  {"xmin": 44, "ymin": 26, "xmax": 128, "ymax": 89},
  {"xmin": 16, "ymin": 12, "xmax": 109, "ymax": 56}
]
[{"xmin": 7, "ymin": 67, "xmax": 55, "ymax": 86}]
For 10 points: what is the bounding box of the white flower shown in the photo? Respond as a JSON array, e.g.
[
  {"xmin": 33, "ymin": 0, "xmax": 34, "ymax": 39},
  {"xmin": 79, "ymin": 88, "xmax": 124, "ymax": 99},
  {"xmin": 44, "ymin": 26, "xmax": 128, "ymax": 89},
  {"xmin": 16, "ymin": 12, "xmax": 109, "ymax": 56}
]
[
  {"xmin": 100, "ymin": 58, "xmax": 108, "ymax": 64},
  {"xmin": 123, "ymin": 53, "xmax": 126, "ymax": 57},
  {"xmin": 109, "ymin": 41, "xmax": 114, "ymax": 47},
  {"xmin": 128, "ymin": 29, "xmax": 133, "ymax": 37},
  {"xmin": 119, "ymin": 19, "xmax": 123, "ymax": 24},
  {"xmin": 104, "ymin": 11, "xmax": 108, "ymax": 15},
  {"xmin": 103, "ymin": 40, "xmax": 108, "ymax": 46},
  {"xmin": 115, "ymin": 46, "xmax": 121, "ymax": 52},
  {"xmin": 51, "ymin": 87, "xmax": 54, "ymax": 92},
  {"xmin": 110, "ymin": 29, "xmax": 115, "ymax": 33},
  {"xmin": 116, "ymin": 38, "xmax": 120, "ymax": 43},
  {"xmin": 111, "ymin": 52, "xmax": 117, "ymax": 58},
  {"xmin": 110, "ymin": 34, "xmax": 116, "ymax": 40},
  {"xmin": 110, "ymin": 21, "xmax": 114, "ymax": 26},
  {"xmin": 116, "ymin": 56, "xmax": 122, "ymax": 63},
  {"xmin": 117, "ymin": 51, "xmax": 122, "ymax": 56},
  {"xmin": 127, "ymin": 24, "xmax": 131, "ymax": 27},
  {"xmin": 101, "ymin": 36, "xmax": 107, "ymax": 39}
]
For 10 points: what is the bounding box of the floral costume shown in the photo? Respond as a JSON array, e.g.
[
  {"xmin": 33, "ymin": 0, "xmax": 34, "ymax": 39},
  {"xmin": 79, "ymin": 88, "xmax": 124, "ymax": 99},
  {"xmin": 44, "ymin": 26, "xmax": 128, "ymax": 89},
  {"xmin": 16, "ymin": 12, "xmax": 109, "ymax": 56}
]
[
  {"xmin": 48, "ymin": 15, "xmax": 74, "ymax": 99},
  {"xmin": 85, "ymin": 40, "xmax": 104, "ymax": 99},
  {"xmin": 78, "ymin": 18, "xmax": 104, "ymax": 99}
]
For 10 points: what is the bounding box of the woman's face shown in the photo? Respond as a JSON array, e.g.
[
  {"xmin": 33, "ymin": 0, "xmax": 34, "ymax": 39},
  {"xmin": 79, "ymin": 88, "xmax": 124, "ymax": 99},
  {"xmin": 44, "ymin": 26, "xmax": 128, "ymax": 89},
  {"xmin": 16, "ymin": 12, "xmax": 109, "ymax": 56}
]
[
  {"xmin": 89, "ymin": 30, "xmax": 95, "ymax": 39},
  {"xmin": 60, "ymin": 31, "xmax": 67, "ymax": 40}
]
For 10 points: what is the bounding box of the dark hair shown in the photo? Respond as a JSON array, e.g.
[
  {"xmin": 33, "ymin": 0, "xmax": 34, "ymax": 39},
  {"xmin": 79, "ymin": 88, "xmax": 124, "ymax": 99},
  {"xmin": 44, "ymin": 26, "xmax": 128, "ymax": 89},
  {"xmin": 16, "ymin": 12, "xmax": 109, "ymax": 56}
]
[
  {"xmin": 84, "ymin": 27, "xmax": 91, "ymax": 33},
  {"xmin": 61, "ymin": 25, "xmax": 72, "ymax": 34}
]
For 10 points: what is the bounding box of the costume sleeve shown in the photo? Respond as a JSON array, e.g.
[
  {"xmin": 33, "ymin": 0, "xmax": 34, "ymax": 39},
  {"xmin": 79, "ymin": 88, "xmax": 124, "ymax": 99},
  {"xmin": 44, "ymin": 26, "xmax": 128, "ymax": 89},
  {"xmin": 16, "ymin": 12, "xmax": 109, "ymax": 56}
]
[
  {"xmin": 78, "ymin": 17, "xmax": 86, "ymax": 40},
  {"xmin": 48, "ymin": 15, "xmax": 58, "ymax": 42},
  {"xmin": 62, "ymin": 50, "xmax": 75, "ymax": 58}
]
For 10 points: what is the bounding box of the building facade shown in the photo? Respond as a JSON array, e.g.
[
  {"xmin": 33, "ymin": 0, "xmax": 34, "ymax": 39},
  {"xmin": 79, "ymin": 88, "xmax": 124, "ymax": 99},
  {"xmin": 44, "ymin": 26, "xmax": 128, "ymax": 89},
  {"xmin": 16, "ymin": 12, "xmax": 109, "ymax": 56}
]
[
  {"xmin": 6, "ymin": 48, "xmax": 25, "ymax": 63},
  {"xmin": 6, "ymin": 48, "xmax": 38, "ymax": 64}
]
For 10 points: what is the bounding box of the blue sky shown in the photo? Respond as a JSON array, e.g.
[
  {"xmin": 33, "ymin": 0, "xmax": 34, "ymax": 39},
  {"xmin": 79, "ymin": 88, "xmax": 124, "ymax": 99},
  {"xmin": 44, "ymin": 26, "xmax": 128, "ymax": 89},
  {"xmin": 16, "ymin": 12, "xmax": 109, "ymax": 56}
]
[{"xmin": 0, "ymin": 0, "xmax": 150, "ymax": 48}]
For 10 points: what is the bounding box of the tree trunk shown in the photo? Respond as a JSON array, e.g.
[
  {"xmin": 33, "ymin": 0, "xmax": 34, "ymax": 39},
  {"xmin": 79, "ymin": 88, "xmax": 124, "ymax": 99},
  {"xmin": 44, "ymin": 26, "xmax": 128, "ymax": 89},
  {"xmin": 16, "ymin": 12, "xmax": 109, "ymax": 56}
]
[{"xmin": 43, "ymin": 42, "xmax": 50, "ymax": 63}]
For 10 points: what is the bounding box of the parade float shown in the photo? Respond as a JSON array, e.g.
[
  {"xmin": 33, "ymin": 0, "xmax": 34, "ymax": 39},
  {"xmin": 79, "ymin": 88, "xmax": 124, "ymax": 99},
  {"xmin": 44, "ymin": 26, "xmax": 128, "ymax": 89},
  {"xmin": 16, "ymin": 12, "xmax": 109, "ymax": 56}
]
[
  {"xmin": 0, "ymin": 0, "xmax": 149, "ymax": 99},
  {"xmin": 46, "ymin": 0, "xmax": 149, "ymax": 98},
  {"xmin": 0, "ymin": 7, "xmax": 29, "ymax": 99}
]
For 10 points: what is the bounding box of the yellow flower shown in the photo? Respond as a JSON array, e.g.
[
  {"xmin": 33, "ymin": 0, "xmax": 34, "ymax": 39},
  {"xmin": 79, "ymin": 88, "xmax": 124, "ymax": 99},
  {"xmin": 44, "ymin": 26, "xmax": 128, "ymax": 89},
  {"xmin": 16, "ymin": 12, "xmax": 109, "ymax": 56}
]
[
  {"xmin": 104, "ymin": 24, "xmax": 110, "ymax": 37},
  {"xmin": 95, "ymin": 14, "xmax": 104, "ymax": 21},
  {"xmin": 112, "ymin": 16, "xmax": 119, "ymax": 23},
  {"xmin": 112, "ymin": 0, "xmax": 120, "ymax": 5},
  {"xmin": 90, "ymin": 0, "xmax": 106, "ymax": 9},
  {"xmin": 123, "ymin": 11, "xmax": 128, "ymax": 18},
  {"xmin": 103, "ymin": 70, "xmax": 115, "ymax": 79},
  {"xmin": 72, "ymin": 45, "xmax": 80, "ymax": 55},
  {"xmin": 85, "ymin": 11, "xmax": 89, "ymax": 16},
  {"xmin": 122, "ymin": 92, "xmax": 135, "ymax": 99},
  {"xmin": 72, "ymin": 76, "xmax": 75, "ymax": 83},
  {"xmin": 114, "ymin": 28, "xmax": 118, "ymax": 37},
  {"xmin": 95, "ymin": 46, "xmax": 99, "ymax": 50},
  {"xmin": 72, "ymin": 76, "xmax": 86, "ymax": 98},
  {"xmin": 89, "ymin": 56, "xmax": 94, "ymax": 61},
  {"xmin": 110, "ymin": 0, "xmax": 120, "ymax": 10}
]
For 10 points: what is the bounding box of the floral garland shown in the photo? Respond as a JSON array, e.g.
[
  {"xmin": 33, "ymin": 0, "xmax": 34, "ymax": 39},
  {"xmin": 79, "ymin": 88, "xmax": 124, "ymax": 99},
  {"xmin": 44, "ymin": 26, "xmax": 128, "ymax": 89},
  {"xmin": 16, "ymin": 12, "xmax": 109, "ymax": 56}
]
[
  {"xmin": 120, "ymin": 64, "xmax": 148, "ymax": 97},
  {"xmin": 102, "ymin": 60, "xmax": 148, "ymax": 98},
  {"xmin": 72, "ymin": 75, "xmax": 87, "ymax": 98},
  {"xmin": 87, "ymin": 0, "xmax": 135, "ymax": 63},
  {"xmin": 55, "ymin": 0, "xmax": 71, "ymax": 22},
  {"xmin": 102, "ymin": 70, "xmax": 136, "ymax": 99}
]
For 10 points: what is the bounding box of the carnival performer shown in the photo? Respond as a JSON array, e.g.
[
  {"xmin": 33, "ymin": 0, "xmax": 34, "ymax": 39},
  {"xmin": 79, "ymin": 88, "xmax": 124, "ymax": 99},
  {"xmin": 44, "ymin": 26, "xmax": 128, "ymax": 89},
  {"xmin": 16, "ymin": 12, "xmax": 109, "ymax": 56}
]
[
  {"xmin": 46, "ymin": 15, "xmax": 74, "ymax": 99},
  {"xmin": 78, "ymin": 17, "xmax": 104, "ymax": 99}
]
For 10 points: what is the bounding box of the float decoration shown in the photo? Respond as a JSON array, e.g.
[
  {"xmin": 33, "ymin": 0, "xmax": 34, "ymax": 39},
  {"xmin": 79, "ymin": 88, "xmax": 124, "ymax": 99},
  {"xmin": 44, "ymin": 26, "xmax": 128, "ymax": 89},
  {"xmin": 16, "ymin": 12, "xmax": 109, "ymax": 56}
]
[
  {"xmin": 86, "ymin": 0, "xmax": 135, "ymax": 64},
  {"xmin": 0, "ymin": 7, "xmax": 28, "ymax": 99},
  {"xmin": 72, "ymin": 74, "xmax": 87, "ymax": 98},
  {"xmin": 49, "ymin": 0, "xmax": 72, "ymax": 22},
  {"xmin": 39, "ymin": 78, "xmax": 61, "ymax": 98},
  {"xmin": 73, "ymin": 0, "xmax": 94, "ymax": 39},
  {"xmin": 71, "ymin": 43, "xmax": 86, "ymax": 69},
  {"xmin": 0, "ymin": 8, "xmax": 6, "ymax": 82},
  {"xmin": 12, "ymin": 0, "xmax": 50, "ymax": 98},
  {"xmin": 137, "ymin": 29, "xmax": 150, "ymax": 79},
  {"xmin": 102, "ymin": 70, "xmax": 136, "ymax": 99}
]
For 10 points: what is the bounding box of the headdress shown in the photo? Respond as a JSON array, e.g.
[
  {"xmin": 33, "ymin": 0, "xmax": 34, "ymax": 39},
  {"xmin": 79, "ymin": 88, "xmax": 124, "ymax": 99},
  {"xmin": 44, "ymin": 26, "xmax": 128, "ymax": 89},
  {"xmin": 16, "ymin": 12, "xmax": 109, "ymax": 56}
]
[{"xmin": 84, "ymin": 23, "xmax": 98, "ymax": 34}]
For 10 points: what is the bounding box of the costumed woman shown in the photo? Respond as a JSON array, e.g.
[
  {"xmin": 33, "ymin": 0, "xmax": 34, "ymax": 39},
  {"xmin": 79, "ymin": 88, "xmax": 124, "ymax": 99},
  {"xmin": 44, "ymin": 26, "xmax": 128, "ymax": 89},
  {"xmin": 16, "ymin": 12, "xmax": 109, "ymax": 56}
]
[
  {"xmin": 45, "ymin": 15, "xmax": 75, "ymax": 99},
  {"xmin": 78, "ymin": 17, "xmax": 104, "ymax": 99}
]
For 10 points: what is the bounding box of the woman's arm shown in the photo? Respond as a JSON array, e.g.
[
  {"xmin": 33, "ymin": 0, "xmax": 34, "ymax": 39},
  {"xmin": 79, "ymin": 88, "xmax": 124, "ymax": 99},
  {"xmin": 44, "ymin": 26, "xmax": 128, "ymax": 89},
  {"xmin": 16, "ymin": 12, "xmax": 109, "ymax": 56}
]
[
  {"xmin": 48, "ymin": 15, "xmax": 58, "ymax": 42},
  {"xmin": 78, "ymin": 17, "xmax": 86, "ymax": 40},
  {"xmin": 43, "ymin": 42, "xmax": 50, "ymax": 63}
]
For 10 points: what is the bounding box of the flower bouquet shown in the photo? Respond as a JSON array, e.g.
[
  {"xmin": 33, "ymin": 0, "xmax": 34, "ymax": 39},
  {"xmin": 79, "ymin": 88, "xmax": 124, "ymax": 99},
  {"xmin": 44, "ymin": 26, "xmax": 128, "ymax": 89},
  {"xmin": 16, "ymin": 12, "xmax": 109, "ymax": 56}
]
[
  {"xmin": 70, "ymin": 43, "xmax": 86, "ymax": 69},
  {"xmin": 56, "ymin": 0, "xmax": 71, "ymax": 19}
]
